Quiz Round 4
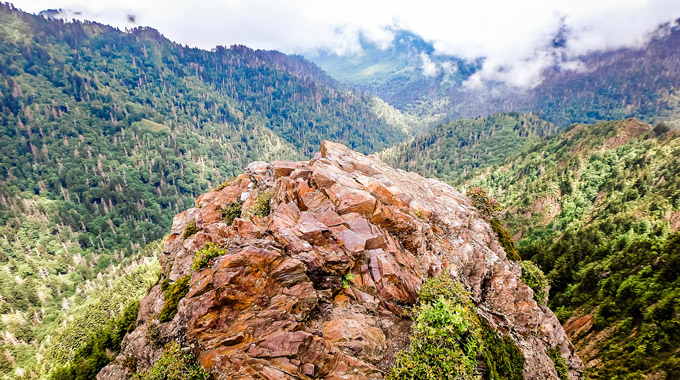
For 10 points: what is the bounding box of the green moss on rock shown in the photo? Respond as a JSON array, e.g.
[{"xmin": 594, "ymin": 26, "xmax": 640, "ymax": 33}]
[
  {"xmin": 490, "ymin": 219, "xmax": 521, "ymax": 260},
  {"xmin": 158, "ymin": 276, "xmax": 191, "ymax": 323},
  {"xmin": 547, "ymin": 347, "xmax": 569, "ymax": 380},
  {"xmin": 183, "ymin": 221, "xmax": 200, "ymax": 240},
  {"xmin": 481, "ymin": 321, "xmax": 525, "ymax": 380}
]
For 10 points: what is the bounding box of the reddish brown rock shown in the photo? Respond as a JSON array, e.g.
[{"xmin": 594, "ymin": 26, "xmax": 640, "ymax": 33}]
[
  {"xmin": 100, "ymin": 141, "xmax": 583, "ymax": 380},
  {"xmin": 272, "ymin": 161, "xmax": 300, "ymax": 179},
  {"xmin": 326, "ymin": 184, "xmax": 376, "ymax": 217}
]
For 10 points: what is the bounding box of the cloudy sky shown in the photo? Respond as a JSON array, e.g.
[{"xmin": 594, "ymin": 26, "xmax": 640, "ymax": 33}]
[{"xmin": 11, "ymin": 0, "xmax": 680, "ymax": 87}]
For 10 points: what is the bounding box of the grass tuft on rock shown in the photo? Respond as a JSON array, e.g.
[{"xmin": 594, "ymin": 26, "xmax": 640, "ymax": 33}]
[{"xmin": 547, "ymin": 346, "xmax": 569, "ymax": 380}]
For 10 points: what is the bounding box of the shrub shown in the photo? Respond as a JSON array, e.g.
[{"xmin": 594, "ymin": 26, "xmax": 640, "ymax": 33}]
[
  {"xmin": 222, "ymin": 202, "xmax": 242, "ymax": 225},
  {"xmin": 133, "ymin": 342, "xmax": 210, "ymax": 380},
  {"xmin": 342, "ymin": 273, "xmax": 355, "ymax": 289},
  {"xmin": 183, "ymin": 220, "xmax": 200, "ymax": 240},
  {"xmin": 653, "ymin": 122, "xmax": 670, "ymax": 136},
  {"xmin": 481, "ymin": 321, "xmax": 525, "ymax": 380},
  {"xmin": 389, "ymin": 300, "xmax": 481, "ymax": 379},
  {"xmin": 520, "ymin": 260, "xmax": 549, "ymax": 306},
  {"xmin": 389, "ymin": 275, "xmax": 523, "ymax": 380},
  {"xmin": 192, "ymin": 243, "xmax": 227, "ymax": 271},
  {"xmin": 467, "ymin": 187, "xmax": 502, "ymax": 221},
  {"xmin": 416, "ymin": 275, "xmax": 471, "ymax": 305},
  {"xmin": 490, "ymin": 219, "xmax": 521, "ymax": 260},
  {"xmin": 547, "ymin": 347, "xmax": 569, "ymax": 380},
  {"xmin": 158, "ymin": 276, "xmax": 191, "ymax": 323},
  {"xmin": 248, "ymin": 191, "xmax": 273, "ymax": 218},
  {"xmin": 389, "ymin": 276, "xmax": 481, "ymax": 380}
]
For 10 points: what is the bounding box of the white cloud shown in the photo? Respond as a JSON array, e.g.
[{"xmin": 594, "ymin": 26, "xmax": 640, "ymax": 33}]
[
  {"xmin": 11, "ymin": 0, "xmax": 680, "ymax": 87},
  {"xmin": 420, "ymin": 52, "xmax": 439, "ymax": 77}
]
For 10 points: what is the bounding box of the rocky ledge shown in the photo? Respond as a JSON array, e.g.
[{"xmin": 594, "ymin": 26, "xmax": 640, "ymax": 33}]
[{"xmin": 99, "ymin": 141, "xmax": 583, "ymax": 379}]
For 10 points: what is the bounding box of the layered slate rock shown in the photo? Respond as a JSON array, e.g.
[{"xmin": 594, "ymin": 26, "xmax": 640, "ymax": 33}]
[{"xmin": 99, "ymin": 141, "xmax": 583, "ymax": 380}]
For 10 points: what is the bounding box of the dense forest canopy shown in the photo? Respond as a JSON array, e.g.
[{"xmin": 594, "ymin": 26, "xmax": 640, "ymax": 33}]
[
  {"xmin": 0, "ymin": 3, "xmax": 415, "ymax": 377},
  {"xmin": 467, "ymin": 120, "xmax": 680, "ymax": 378}
]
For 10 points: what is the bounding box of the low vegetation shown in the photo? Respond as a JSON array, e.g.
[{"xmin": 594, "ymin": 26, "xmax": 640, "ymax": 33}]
[
  {"xmin": 183, "ymin": 221, "xmax": 200, "ymax": 240},
  {"xmin": 158, "ymin": 276, "xmax": 191, "ymax": 323},
  {"xmin": 132, "ymin": 342, "xmax": 210, "ymax": 380},
  {"xmin": 192, "ymin": 243, "xmax": 227, "ymax": 271},
  {"xmin": 342, "ymin": 273, "xmax": 355, "ymax": 289},
  {"xmin": 547, "ymin": 347, "xmax": 569, "ymax": 380},
  {"xmin": 222, "ymin": 202, "xmax": 242, "ymax": 225},
  {"xmin": 490, "ymin": 219, "xmax": 521, "ymax": 260},
  {"xmin": 248, "ymin": 191, "xmax": 273, "ymax": 218},
  {"xmin": 519, "ymin": 260, "xmax": 549, "ymax": 306},
  {"xmin": 467, "ymin": 186, "xmax": 502, "ymax": 221},
  {"xmin": 388, "ymin": 276, "xmax": 524, "ymax": 380}
]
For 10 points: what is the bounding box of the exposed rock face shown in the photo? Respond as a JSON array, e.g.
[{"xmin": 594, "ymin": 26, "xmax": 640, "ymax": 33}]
[{"xmin": 99, "ymin": 141, "xmax": 583, "ymax": 379}]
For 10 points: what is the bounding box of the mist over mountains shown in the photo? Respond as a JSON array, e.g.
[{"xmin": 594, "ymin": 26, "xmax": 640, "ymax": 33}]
[{"xmin": 308, "ymin": 20, "xmax": 680, "ymax": 127}]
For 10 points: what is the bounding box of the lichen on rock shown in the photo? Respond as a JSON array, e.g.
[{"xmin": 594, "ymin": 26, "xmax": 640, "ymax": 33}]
[{"xmin": 98, "ymin": 141, "xmax": 583, "ymax": 380}]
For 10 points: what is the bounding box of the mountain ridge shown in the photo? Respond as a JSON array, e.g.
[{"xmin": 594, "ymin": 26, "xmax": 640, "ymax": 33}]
[
  {"xmin": 309, "ymin": 21, "xmax": 680, "ymax": 127},
  {"xmin": 98, "ymin": 141, "xmax": 583, "ymax": 380}
]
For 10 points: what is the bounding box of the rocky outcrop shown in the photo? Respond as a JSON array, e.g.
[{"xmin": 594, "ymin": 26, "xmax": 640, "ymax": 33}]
[{"xmin": 99, "ymin": 141, "xmax": 583, "ymax": 379}]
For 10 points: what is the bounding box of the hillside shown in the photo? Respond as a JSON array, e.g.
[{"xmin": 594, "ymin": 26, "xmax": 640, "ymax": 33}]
[
  {"xmin": 0, "ymin": 4, "xmax": 416, "ymax": 377},
  {"xmin": 378, "ymin": 113, "xmax": 558, "ymax": 184},
  {"xmin": 309, "ymin": 30, "xmax": 480, "ymax": 120},
  {"xmin": 467, "ymin": 119, "xmax": 680, "ymax": 378},
  {"xmin": 312, "ymin": 21, "xmax": 680, "ymax": 127}
]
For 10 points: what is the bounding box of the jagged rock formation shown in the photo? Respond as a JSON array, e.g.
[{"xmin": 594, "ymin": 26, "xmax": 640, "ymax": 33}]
[{"xmin": 99, "ymin": 141, "xmax": 583, "ymax": 379}]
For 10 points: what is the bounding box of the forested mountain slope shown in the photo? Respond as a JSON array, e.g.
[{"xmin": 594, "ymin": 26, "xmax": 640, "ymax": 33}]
[
  {"xmin": 313, "ymin": 21, "xmax": 680, "ymax": 128},
  {"xmin": 0, "ymin": 4, "xmax": 415, "ymax": 377},
  {"xmin": 467, "ymin": 119, "xmax": 680, "ymax": 378},
  {"xmin": 377, "ymin": 113, "xmax": 558, "ymax": 184},
  {"xmin": 310, "ymin": 29, "xmax": 480, "ymax": 119}
]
